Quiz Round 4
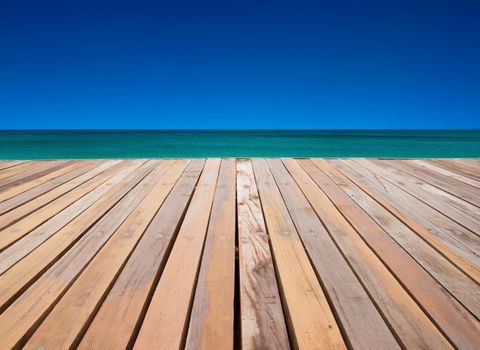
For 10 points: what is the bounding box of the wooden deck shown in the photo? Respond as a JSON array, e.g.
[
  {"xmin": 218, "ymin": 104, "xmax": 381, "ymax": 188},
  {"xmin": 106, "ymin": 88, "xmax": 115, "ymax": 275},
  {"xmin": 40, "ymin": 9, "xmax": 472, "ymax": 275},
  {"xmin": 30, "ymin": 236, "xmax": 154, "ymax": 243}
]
[{"xmin": 0, "ymin": 158, "xmax": 479, "ymax": 349}]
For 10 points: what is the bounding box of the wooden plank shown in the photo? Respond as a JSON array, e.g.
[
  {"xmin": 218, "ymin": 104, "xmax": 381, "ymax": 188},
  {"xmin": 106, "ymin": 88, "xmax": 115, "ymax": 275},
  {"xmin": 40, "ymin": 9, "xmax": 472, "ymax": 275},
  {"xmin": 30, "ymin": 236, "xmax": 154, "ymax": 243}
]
[
  {"xmin": 0, "ymin": 160, "xmax": 99, "ymax": 215},
  {"xmin": 184, "ymin": 159, "xmax": 237, "ymax": 350},
  {"xmin": 128, "ymin": 159, "xmax": 218, "ymax": 350},
  {"xmin": 0, "ymin": 160, "xmax": 66, "ymax": 189},
  {"xmin": 0, "ymin": 160, "xmax": 119, "ymax": 224},
  {"xmin": 269, "ymin": 159, "xmax": 399, "ymax": 350},
  {"xmin": 0, "ymin": 161, "xmax": 70, "ymax": 189},
  {"xmin": 431, "ymin": 159, "xmax": 480, "ymax": 180},
  {"xmin": 251, "ymin": 158, "xmax": 345, "ymax": 350},
  {"xmin": 292, "ymin": 158, "xmax": 452, "ymax": 349},
  {"xmin": 360, "ymin": 159, "xmax": 480, "ymax": 236},
  {"xmin": 79, "ymin": 159, "xmax": 206, "ymax": 350},
  {"xmin": 0, "ymin": 160, "xmax": 84, "ymax": 202},
  {"xmin": 0, "ymin": 157, "xmax": 477, "ymax": 349},
  {"xmin": 335, "ymin": 159, "xmax": 480, "ymax": 285},
  {"xmin": 20, "ymin": 160, "xmax": 189, "ymax": 350},
  {"xmin": 0, "ymin": 160, "xmax": 146, "ymax": 274},
  {"xmin": 0, "ymin": 160, "xmax": 162, "ymax": 349},
  {"xmin": 457, "ymin": 158, "xmax": 480, "ymax": 169},
  {"xmin": 376, "ymin": 159, "xmax": 480, "ymax": 226},
  {"xmin": 0, "ymin": 160, "xmax": 29, "ymax": 172},
  {"xmin": 460, "ymin": 158, "xmax": 480, "ymax": 167},
  {"xmin": 396, "ymin": 163, "xmax": 480, "ymax": 221},
  {"xmin": 0, "ymin": 161, "xmax": 46, "ymax": 183},
  {"xmin": 432, "ymin": 159, "xmax": 480, "ymax": 181},
  {"xmin": 413, "ymin": 160, "xmax": 480, "ymax": 189},
  {"xmin": 235, "ymin": 159, "xmax": 289, "ymax": 350},
  {"xmin": 0, "ymin": 160, "xmax": 160, "ymax": 314},
  {"xmin": 388, "ymin": 159, "xmax": 480, "ymax": 209},
  {"xmin": 0, "ymin": 160, "xmax": 126, "ymax": 250},
  {"xmin": 311, "ymin": 159, "xmax": 480, "ymax": 348}
]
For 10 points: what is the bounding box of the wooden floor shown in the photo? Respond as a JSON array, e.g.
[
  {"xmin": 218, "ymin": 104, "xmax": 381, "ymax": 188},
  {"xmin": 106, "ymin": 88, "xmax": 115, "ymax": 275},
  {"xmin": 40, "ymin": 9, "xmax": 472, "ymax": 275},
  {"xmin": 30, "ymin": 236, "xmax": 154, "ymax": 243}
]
[{"xmin": 0, "ymin": 158, "xmax": 479, "ymax": 349}]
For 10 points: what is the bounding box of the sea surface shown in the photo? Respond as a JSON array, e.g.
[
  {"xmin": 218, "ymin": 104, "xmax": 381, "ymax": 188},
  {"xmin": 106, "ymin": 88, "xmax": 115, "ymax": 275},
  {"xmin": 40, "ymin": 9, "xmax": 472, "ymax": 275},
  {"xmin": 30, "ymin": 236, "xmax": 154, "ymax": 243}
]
[{"xmin": 0, "ymin": 130, "xmax": 479, "ymax": 159}]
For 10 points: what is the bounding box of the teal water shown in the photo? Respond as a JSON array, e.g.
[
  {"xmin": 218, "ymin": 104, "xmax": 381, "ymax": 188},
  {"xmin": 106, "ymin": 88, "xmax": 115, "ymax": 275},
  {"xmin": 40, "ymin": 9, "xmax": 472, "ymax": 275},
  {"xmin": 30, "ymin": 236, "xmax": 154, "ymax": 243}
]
[{"xmin": 0, "ymin": 130, "xmax": 479, "ymax": 159}]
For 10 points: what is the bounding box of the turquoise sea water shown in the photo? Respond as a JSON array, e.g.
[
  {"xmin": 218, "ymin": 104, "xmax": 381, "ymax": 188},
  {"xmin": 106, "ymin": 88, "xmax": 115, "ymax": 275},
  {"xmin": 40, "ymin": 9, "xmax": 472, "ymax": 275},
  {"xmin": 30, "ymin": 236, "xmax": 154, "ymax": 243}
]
[{"xmin": 0, "ymin": 130, "xmax": 479, "ymax": 159}]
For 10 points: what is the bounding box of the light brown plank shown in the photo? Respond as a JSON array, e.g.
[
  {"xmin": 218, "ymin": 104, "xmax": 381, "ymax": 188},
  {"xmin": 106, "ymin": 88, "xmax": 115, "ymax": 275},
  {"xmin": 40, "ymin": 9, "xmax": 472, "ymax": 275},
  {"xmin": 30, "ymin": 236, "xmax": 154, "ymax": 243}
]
[
  {"xmin": 294, "ymin": 158, "xmax": 452, "ymax": 349},
  {"xmin": 335, "ymin": 159, "xmax": 480, "ymax": 285},
  {"xmin": 458, "ymin": 158, "xmax": 480, "ymax": 168},
  {"xmin": 0, "ymin": 160, "xmax": 119, "ymax": 224},
  {"xmin": 131, "ymin": 159, "xmax": 219, "ymax": 350},
  {"xmin": 361, "ymin": 159, "xmax": 480, "ymax": 236},
  {"xmin": 235, "ymin": 159, "xmax": 290, "ymax": 350},
  {"xmin": 0, "ymin": 160, "xmax": 99, "ymax": 216},
  {"xmin": 0, "ymin": 160, "xmax": 29, "ymax": 172},
  {"xmin": 79, "ymin": 159, "xmax": 206, "ymax": 350},
  {"xmin": 0, "ymin": 161, "xmax": 85, "ymax": 202},
  {"xmin": 0, "ymin": 160, "xmax": 126, "ymax": 250},
  {"xmin": 21, "ymin": 160, "xmax": 189, "ymax": 350},
  {"xmin": 184, "ymin": 159, "xmax": 237, "ymax": 350},
  {"xmin": 0, "ymin": 160, "xmax": 69, "ymax": 189},
  {"xmin": 0, "ymin": 160, "xmax": 163, "ymax": 349},
  {"xmin": 374, "ymin": 159, "xmax": 480, "ymax": 230},
  {"xmin": 414, "ymin": 160, "xmax": 480, "ymax": 189},
  {"xmin": 251, "ymin": 158, "xmax": 346, "ymax": 350},
  {"xmin": 312, "ymin": 158, "xmax": 480, "ymax": 348},
  {"xmin": 0, "ymin": 157, "xmax": 477, "ymax": 349},
  {"xmin": 0, "ymin": 160, "xmax": 159, "ymax": 313},
  {"xmin": 270, "ymin": 159, "xmax": 399, "ymax": 350},
  {"xmin": 0, "ymin": 160, "xmax": 145, "ymax": 269},
  {"xmin": 0, "ymin": 161, "xmax": 50, "ymax": 183},
  {"xmin": 432, "ymin": 159, "xmax": 480, "ymax": 181},
  {"xmin": 389, "ymin": 159, "xmax": 480, "ymax": 209}
]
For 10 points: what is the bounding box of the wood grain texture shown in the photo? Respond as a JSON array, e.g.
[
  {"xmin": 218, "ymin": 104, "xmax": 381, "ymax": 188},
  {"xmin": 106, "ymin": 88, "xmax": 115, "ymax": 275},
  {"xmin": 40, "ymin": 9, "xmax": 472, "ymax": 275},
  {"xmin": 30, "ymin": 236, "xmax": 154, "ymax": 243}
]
[
  {"xmin": 272, "ymin": 159, "xmax": 399, "ymax": 350},
  {"xmin": 0, "ymin": 160, "xmax": 126, "ymax": 250},
  {"xmin": 0, "ymin": 158, "xmax": 477, "ymax": 349},
  {"xmin": 252, "ymin": 158, "xmax": 346, "ymax": 350},
  {"xmin": 297, "ymin": 159, "xmax": 453, "ymax": 350},
  {"xmin": 0, "ymin": 160, "xmax": 68, "ymax": 190},
  {"xmin": 0, "ymin": 160, "xmax": 83, "ymax": 202},
  {"xmin": 389, "ymin": 159, "xmax": 480, "ymax": 217},
  {"xmin": 457, "ymin": 158, "xmax": 480, "ymax": 169},
  {"xmin": 22, "ymin": 160, "xmax": 188, "ymax": 350},
  {"xmin": 0, "ymin": 161, "xmax": 162, "ymax": 349},
  {"xmin": 0, "ymin": 161, "xmax": 159, "ymax": 317},
  {"xmin": 414, "ymin": 160, "xmax": 480, "ymax": 189},
  {"xmin": 0, "ymin": 161, "xmax": 29, "ymax": 172},
  {"xmin": 334, "ymin": 159, "xmax": 480, "ymax": 285},
  {"xmin": 0, "ymin": 161, "xmax": 60, "ymax": 185},
  {"xmin": 80, "ymin": 159, "xmax": 206, "ymax": 350},
  {"xmin": 0, "ymin": 160, "xmax": 116, "ymax": 219},
  {"xmin": 312, "ymin": 158, "xmax": 480, "ymax": 348},
  {"xmin": 0, "ymin": 160, "xmax": 146, "ymax": 274},
  {"xmin": 355, "ymin": 159, "xmax": 480, "ymax": 251},
  {"xmin": 131, "ymin": 159, "xmax": 218, "ymax": 350},
  {"xmin": 185, "ymin": 159, "xmax": 237, "ymax": 350},
  {"xmin": 431, "ymin": 159, "xmax": 480, "ymax": 181},
  {"xmin": 236, "ymin": 159, "xmax": 290, "ymax": 350},
  {"xmin": 0, "ymin": 160, "xmax": 98, "ymax": 215},
  {"xmin": 364, "ymin": 159, "xmax": 480, "ymax": 234}
]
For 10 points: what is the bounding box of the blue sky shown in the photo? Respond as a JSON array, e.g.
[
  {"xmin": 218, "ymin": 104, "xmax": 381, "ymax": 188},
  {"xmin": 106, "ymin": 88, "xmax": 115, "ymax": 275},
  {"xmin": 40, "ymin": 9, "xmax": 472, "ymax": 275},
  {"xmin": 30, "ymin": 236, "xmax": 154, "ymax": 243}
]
[{"xmin": 1, "ymin": 0, "xmax": 479, "ymax": 129}]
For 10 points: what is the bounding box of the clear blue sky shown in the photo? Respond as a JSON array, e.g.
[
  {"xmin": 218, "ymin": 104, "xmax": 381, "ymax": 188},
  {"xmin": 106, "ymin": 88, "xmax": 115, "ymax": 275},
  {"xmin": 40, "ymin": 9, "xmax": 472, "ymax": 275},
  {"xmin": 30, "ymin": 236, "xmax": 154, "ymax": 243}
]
[{"xmin": 1, "ymin": 0, "xmax": 479, "ymax": 129}]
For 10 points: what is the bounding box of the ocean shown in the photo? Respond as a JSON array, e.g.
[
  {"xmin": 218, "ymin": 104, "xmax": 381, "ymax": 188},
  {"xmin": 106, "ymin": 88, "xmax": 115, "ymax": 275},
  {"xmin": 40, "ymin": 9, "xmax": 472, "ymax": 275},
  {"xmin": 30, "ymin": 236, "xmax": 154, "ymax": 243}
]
[{"xmin": 0, "ymin": 130, "xmax": 479, "ymax": 159}]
